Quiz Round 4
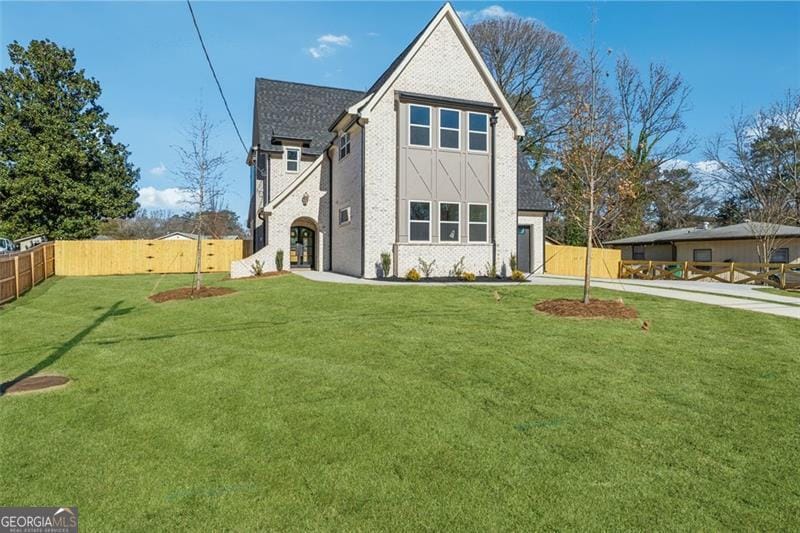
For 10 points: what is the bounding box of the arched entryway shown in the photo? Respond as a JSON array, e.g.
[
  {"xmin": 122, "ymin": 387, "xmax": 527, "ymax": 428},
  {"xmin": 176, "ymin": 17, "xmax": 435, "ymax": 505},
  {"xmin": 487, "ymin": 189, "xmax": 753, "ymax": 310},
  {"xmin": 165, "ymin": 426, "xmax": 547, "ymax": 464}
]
[{"xmin": 290, "ymin": 218, "xmax": 317, "ymax": 269}]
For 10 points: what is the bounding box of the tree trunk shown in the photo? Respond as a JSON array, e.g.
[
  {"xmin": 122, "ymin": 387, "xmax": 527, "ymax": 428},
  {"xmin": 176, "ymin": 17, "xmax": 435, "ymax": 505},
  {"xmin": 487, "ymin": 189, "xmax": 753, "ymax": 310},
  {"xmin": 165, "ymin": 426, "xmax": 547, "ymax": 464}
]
[
  {"xmin": 193, "ymin": 234, "xmax": 203, "ymax": 293},
  {"xmin": 583, "ymin": 190, "xmax": 594, "ymax": 305}
]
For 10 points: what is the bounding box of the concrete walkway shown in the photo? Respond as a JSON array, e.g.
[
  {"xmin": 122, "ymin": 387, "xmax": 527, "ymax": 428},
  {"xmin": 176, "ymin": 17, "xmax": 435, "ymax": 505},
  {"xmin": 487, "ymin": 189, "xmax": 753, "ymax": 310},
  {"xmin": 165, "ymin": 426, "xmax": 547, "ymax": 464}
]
[{"xmin": 294, "ymin": 270, "xmax": 800, "ymax": 319}]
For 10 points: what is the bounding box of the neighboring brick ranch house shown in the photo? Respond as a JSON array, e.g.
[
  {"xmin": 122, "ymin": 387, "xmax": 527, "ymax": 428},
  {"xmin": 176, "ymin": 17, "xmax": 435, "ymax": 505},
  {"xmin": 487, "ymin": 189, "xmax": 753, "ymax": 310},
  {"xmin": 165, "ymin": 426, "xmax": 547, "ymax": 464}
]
[{"xmin": 232, "ymin": 3, "xmax": 554, "ymax": 279}]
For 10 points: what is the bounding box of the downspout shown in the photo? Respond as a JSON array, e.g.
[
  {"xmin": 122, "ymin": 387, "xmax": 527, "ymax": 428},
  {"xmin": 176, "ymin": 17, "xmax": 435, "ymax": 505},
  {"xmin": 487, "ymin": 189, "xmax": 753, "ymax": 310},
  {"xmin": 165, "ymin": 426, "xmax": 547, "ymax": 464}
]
[
  {"xmin": 325, "ymin": 148, "xmax": 333, "ymax": 272},
  {"xmin": 263, "ymin": 147, "xmax": 269, "ymax": 247},
  {"xmin": 542, "ymin": 212, "xmax": 547, "ymax": 273},
  {"xmin": 490, "ymin": 112, "xmax": 498, "ymax": 272},
  {"xmin": 358, "ymin": 117, "xmax": 366, "ymax": 278}
]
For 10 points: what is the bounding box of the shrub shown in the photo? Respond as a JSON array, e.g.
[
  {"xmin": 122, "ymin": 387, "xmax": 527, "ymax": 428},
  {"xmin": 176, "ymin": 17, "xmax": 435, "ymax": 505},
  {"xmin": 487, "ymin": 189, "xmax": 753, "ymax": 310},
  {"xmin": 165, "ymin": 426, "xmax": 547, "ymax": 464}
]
[
  {"xmin": 406, "ymin": 268, "xmax": 421, "ymax": 281},
  {"xmin": 511, "ymin": 269, "xmax": 526, "ymax": 281},
  {"xmin": 418, "ymin": 258, "xmax": 436, "ymax": 278},
  {"xmin": 275, "ymin": 249, "xmax": 284, "ymax": 272},
  {"xmin": 380, "ymin": 252, "xmax": 392, "ymax": 278},
  {"xmin": 251, "ymin": 259, "xmax": 264, "ymax": 277},
  {"xmin": 484, "ymin": 262, "xmax": 497, "ymax": 278},
  {"xmin": 460, "ymin": 271, "xmax": 476, "ymax": 282},
  {"xmin": 509, "ymin": 253, "xmax": 518, "ymax": 272},
  {"xmin": 449, "ymin": 256, "xmax": 466, "ymax": 278}
]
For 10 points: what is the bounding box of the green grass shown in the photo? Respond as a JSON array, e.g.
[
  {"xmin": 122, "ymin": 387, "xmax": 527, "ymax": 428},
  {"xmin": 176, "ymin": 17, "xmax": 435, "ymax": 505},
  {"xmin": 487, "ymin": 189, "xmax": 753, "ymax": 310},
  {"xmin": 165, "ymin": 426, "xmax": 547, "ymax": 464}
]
[
  {"xmin": 1, "ymin": 273, "xmax": 798, "ymax": 530},
  {"xmin": 756, "ymin": 286, "xmax": 800, "ymax": 298}
]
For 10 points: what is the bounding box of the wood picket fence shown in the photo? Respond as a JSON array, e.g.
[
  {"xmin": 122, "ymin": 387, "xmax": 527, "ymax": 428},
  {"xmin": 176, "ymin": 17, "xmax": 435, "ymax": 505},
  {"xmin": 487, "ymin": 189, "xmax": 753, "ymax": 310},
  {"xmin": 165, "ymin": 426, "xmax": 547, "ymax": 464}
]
[
  {"xmin": 618, "ymin": 260, "xmax": 790, "ymax": 288},
  {"xmin": 0, "ymin": 242, "xmax": 56, "ymax": 305}
]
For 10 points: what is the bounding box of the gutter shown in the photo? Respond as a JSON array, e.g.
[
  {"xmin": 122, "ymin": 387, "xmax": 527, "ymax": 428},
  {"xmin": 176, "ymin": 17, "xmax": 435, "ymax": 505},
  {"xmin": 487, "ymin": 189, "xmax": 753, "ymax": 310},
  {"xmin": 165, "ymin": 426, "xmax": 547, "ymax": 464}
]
[
  {"xmin": 358, "ymin": 117, "xmax": 367, "ymax": 278},
  {"xmin": 325, "ymin": 148, "xmax": 333, "ymax": 272},
  {"xmin": 490, "ymin": 112, "xmax": 497, "ymax": 272}
]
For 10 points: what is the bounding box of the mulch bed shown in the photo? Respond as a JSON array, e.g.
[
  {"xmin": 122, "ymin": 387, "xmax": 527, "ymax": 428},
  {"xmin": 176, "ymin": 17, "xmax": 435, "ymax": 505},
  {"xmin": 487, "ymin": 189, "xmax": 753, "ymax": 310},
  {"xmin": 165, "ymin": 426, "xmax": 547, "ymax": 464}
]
[
  {"xmin": 3, "ymin": 375, "xmax": 70, "ymax": 395},
  {"xmin": 379, "ymin": 276, "xmax": 528, "ymax": 283},
  {"xmin": 149, "ymin": 286, "xmax": 236, "ymax": 303},
  {"xmin": 534, "ymin": 298, "xmax": 638, "ymax": 319}
]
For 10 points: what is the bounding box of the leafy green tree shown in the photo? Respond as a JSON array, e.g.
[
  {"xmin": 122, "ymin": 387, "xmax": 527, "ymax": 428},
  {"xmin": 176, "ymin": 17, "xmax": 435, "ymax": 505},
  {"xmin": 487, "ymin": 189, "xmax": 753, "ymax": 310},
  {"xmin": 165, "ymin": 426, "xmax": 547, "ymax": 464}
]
[{"xmin": 0, "ymin": 40, "xmax": 138, "ymax": 239}]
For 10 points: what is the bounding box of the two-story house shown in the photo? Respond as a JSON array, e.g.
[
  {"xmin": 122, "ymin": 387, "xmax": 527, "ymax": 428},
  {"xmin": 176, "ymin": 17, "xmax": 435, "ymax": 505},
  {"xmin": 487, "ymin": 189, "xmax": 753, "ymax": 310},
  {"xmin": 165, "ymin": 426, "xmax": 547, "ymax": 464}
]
[{"xmin": 232, "ymin": 3, "xmax": 553, "ymax": 279}]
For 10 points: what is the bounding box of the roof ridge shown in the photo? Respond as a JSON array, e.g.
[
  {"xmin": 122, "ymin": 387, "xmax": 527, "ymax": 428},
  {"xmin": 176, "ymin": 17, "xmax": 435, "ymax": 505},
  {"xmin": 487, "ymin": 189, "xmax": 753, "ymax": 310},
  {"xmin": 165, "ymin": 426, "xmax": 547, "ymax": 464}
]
[{"xmin": 255, "ymin": 77, "xmax": 364, "ymax": 94}]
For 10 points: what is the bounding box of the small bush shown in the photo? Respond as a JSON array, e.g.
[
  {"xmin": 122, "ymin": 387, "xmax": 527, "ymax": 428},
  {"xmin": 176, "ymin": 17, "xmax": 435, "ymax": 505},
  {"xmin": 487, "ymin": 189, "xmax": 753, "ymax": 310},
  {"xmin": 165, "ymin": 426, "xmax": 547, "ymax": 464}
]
[
  {"xmin": 380, "ymin": 252, "xmax": 392, "ymax": 278},
  {"xmin": 460, "ymin": 271, "xmax": 476, "ymax": 282},
  {"xmin": 418, "ymin": 258, "xmax": 436, "ymax": 278},
  {"xmin": 449, "ymin": 256, "xmax": 466, "ymax": 278},
  {"xmin": 251, "ymin": 259, "xmax": 264, "ymax": 277},
  {"xmin": 276, "ymin": 249, "xmax": 284, "ymax": 272},
  {"xmin": 406, "ymin": 268, "xmax": 421, "ymax": 281},
  {"xmin": 484, "ymin": 262, "xmax": 497, "ymax": 278},
  {"xmin": 511, "ymin": 269, "xmax": 526, "ymax": 281},
  {"xmin": 509, "ymin": 253, "xmax": 518, "ymax": 272}
]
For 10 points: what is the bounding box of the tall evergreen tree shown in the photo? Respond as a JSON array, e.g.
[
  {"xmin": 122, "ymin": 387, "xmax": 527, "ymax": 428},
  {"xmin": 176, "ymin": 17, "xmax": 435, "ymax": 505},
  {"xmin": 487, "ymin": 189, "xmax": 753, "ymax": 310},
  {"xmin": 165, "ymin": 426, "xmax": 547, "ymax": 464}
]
[{"xmin": 0, "ymin": 40, "xmax": 139, "ymax": 239}]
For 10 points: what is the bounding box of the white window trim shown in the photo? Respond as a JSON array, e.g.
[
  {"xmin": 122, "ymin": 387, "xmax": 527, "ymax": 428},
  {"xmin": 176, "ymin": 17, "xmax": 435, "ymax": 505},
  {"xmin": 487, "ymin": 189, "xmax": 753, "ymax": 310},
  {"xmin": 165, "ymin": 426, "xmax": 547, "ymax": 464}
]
[
  {"xmin": 338, "ymin": 206, "xmax": 351, "ymax": 226},
  {"xmin": 467, "ymin": 112, "xmax": 489, "ymax": 153},
  {"xmin": 467, "ymin": 202, "xmax": 489, "ymax": 243},
  {"xmin": 339, "ymin": 132, "xmax": 351, "ymax": 161},
  {"xmin": 438, "ymin": 201, "xmax": 460, "ymax": 243},
  {"xmin": 408, "ymin": 104, "xmax": 432, "ymax": 148},
  {"xmin": 438, "ymin": 108, "xmax": 461, "ymax": 151},
  {"xmin": 408, "ymin": 200, "xmax": 432, "ymax": 243},
  {"xmin": 285, "ymin": 146, "xmax": 301, "ymax": 173}
]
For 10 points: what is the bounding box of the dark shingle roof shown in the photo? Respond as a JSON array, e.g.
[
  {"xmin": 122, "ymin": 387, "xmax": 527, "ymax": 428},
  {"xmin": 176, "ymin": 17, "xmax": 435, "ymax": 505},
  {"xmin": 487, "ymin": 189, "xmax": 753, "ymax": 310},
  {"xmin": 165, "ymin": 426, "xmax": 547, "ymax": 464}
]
[
  {"xmin": 606, "ymin": 222, "xmax": 800, "ymax": 245},
  {"xmin": 517, "ymin": 160, "xmax": 555, "ymax": 212},
  {"xmin": 253, "ymin": 79, "xmax": 365, "ymax": 156}
]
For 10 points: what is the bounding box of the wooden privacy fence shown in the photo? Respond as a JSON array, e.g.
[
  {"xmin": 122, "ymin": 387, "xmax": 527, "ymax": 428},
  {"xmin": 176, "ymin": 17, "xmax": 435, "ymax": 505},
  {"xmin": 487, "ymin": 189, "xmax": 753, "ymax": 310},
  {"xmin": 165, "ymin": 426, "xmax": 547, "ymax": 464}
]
[
  {"xmin": 619, "ymin": 260, "xmax": 790, "ymax": 288},
  {"xmin": 545, "ymin": 244, "xmax": 621, "ymax": 279},
  {"xmin": 55, "ymin": 240, "xmax": 246, "ymax": 276},
  {"xmin": 0, "ymin": 242, "xmax": 56, "ymax": 305}
]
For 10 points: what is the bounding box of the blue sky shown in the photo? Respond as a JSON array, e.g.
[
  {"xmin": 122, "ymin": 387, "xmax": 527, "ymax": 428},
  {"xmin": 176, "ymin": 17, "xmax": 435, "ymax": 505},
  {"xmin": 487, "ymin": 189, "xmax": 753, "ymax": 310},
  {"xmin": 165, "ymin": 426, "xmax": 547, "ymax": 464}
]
[{"xmin": 2, "ymin": 1, "xmax": 799, "ymax": 224}]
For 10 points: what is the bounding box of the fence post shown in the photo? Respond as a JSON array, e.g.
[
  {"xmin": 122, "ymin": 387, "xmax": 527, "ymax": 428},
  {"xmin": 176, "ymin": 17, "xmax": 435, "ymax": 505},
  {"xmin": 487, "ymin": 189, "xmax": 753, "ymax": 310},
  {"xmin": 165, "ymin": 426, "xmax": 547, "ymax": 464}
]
[
  {"xmin": 683, "ymin": 262, "xmax": 689, "ymax": 280},
  {"xmin": 29, "ymin": 251, "xmax": 35, "ymax": 286},
  {"xmin": 729, "ymin": 262, "xmax": 735, "ymax": 283},
  {"xmin": 14, "ymin": 255, "xmax": 19, "ymax": 299},
  {"xmin": 647, "ymin": 261, "xmax": 653, "ymax": 279},
  {"xmin": 780, "ymin": 263, "xmax": 786, "ymax": 289},
  {"xmin": 42, "ymin": 245, "xmax": 47, "ymax": 280},
  {"xmin": 617, "ymin": 261, "xmax": 623, "ymax": 279}
]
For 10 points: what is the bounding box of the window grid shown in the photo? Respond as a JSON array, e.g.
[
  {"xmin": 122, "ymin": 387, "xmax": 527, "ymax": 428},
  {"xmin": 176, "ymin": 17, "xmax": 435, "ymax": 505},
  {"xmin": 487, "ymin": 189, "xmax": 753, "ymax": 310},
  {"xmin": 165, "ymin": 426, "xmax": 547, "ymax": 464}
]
[
  {"xmin": 438, "ymin": 108, "xmax": 460, "ymax": 150},
  {"xmin": 468, "ymin": 203, "xmax": 488, "ymax": 243},
  {"xmin": 409, "ymin": 200, "xmax": 431, "ymax": 242},
  {"xmin": 409, "ymin": 104, "xmax": 431, "ymax": 147},
  {"xmin": 439, "ymin": 202, "xmax": 460, "ymax": 242}
]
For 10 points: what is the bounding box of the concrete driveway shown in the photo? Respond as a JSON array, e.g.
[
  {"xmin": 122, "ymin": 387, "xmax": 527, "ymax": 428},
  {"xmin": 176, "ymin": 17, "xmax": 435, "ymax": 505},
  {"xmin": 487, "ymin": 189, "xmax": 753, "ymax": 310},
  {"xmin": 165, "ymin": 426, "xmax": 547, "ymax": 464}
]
[
  {"xmin": 536, "ymin": 275, "xmax": 800, "ymax": 319},
  {"xmin": 296, "ymin": 270, "xmax": 800, "ymax": 319}
]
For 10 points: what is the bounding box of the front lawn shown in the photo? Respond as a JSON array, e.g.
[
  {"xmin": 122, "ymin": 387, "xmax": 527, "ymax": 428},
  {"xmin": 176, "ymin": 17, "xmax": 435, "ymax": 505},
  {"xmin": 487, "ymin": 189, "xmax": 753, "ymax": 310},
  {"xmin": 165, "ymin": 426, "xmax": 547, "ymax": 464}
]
[
  {"xmin": 1, "ymin": 274, "xmax": 798, "ymax": 530},
  {"xmin": 756, "ymin": 286, "xmax": 800, "ymax": 298}
]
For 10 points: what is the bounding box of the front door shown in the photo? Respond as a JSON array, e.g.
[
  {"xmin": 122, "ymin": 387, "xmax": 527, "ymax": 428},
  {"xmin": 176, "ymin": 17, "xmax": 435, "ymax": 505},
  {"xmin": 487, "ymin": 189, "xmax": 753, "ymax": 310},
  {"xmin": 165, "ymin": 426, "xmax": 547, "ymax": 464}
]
[
  {"xmin": 517, "ymin": 226, "xmax": 531, "ymax": 273},
  {"xmin": 290, "ymin": 226, "xmax": 315, "ymax": 268}
]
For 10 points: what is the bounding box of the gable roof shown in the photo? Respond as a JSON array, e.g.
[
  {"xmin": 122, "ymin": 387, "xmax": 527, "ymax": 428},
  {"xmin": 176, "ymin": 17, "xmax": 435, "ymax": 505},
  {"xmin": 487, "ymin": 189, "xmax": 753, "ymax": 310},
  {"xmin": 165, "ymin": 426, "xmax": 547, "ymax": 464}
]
[
  {"xmin": 253, "ymin": 79, "xmax": 364, "ymax": 156},
  {"xmin": 606, "ymin": 222, "xmax": 800, "ymax": 245},
  {"xmin": 358, "ymin": 3, "xmax": 526, "ymax": 138},
  {"xmin": 518, "ymin": 160, "xmax": 554, "ymax": 212}
]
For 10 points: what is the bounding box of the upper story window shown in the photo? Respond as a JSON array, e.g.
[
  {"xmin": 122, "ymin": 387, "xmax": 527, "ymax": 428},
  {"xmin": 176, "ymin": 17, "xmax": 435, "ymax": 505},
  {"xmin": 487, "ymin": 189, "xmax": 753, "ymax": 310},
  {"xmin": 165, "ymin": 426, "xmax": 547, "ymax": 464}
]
[
  {"xmin": 439, "ymin": 109, "xmax": 460, "ymax": 150},
  {"xmin": 339, "ymin": 132, "xmax": 351, "ymax": 160},
  {"xmin": 285, "ymin": 147, "xmax": 300, "ymax": 173},
  {"xmin": 468, "ymin": 112, "xmax": 488, "ymax": 152},
  {"xmin": 409, "ymin": 105, "xmax": 431, "ymax": 147},
  {"xmin": 409, "ymin": 201, "xmax": 431, "ymax": 241}
]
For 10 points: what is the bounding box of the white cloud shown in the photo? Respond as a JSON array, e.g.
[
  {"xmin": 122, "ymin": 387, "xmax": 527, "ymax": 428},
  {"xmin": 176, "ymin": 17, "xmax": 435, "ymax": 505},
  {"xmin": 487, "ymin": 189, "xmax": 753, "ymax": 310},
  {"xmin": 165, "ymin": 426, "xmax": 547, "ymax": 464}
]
[
  {"xmin": 458, "ymin": 4, "xmax": 521, "ymax": 23},
  {"xmin": 148, "ymin": 162, "xmax": 167, "ymax": 176},
  {"xmin": 367, "ymin": 32, "xmax": 380, "ymax": 38},
  {"xmin": 660, "ymin": 159, "xmax": 723, "ymax": 177},
  {"xmin": 137, "ymin": 186, "xmax": 190, "ymax": 210},
  {"xmin": 691, "ymin": 160, "xmax": 722, "ymax": 175},
  {"xmin": 307, "ymin": 34, "xmax": 351, "ymax": 59}
]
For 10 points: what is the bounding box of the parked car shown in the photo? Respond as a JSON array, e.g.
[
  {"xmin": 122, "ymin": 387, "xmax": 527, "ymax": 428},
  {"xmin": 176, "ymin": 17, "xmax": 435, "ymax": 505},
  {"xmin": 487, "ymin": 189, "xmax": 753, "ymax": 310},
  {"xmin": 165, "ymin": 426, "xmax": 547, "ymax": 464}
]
[
  {"xmin": 0, "ymin": 237, "xmax": 18, "ymax": 254},
  {"xmin": 769, "ymin": 266, "xmax": 800, "ymax": 289}
]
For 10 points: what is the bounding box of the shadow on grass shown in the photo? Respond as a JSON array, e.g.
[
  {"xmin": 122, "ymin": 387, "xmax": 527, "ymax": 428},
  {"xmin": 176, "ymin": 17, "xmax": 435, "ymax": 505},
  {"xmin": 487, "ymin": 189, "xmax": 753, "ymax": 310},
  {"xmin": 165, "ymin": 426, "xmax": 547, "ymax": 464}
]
[{"xmin": 0, "ymin": 300, "xmax": 132, "ymax": 396}]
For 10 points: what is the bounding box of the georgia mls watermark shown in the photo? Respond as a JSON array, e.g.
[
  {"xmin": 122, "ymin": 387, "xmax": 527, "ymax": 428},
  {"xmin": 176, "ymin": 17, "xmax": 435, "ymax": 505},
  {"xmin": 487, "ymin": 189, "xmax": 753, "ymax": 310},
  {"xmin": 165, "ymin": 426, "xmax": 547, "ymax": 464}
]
[{"xmin": 0, "ymin": 507, "xmax": 78, "ymax": 533}]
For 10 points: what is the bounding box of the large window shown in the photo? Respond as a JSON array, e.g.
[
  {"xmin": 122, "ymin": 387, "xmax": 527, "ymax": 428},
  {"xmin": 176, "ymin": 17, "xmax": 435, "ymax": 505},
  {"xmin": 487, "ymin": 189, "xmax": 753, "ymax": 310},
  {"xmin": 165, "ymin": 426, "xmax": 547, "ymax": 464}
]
[
  {"xmin": 338, "ymin": 132, "xmax": 351, "ymax": 160},
  {"xmin": 439, "ymin": 202, "xmax": 460, "ymax": 242},
  {"xmin": 409, "ymin": 201, "xmax": 431, "ymax": 241},
  {"xmin": 770, "ymin": 247, "xmax": 789, "ymax": 263},
  {"xmin": 439, "ymin": 108, "xmax": 460, "ymax": 150},
  {"xmin": 285, "ymin": 147, "xmax": 300, "ymax": 173},
  {"xmin": 693, "ymin": 248, "xmax": 712, "ymax": 262},
  {"xmin": 468, "ymin": 203, "xmax": 488, "ymax": 242},
  {"xmin": 468, "ymin": 112, "xmax": 488, "ymax": 152},
  {"xmin": 409, "ymin": 105, "xmax": 431, "ymax": 147}
]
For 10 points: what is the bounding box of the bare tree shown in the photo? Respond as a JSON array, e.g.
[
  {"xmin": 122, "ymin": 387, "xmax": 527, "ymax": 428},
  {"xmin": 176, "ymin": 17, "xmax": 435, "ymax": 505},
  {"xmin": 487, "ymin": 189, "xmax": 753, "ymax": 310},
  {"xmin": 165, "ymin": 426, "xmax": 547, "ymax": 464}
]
[
  {"xmin": 469, "ymin": 16, "xmax": 579, "ymax": 174},
  {"xmin": 173, "ymin": 109, "xmax": 228, "ymax": 292},
  {"xmin": 551, "ymin": 26, "xmax": 623, "ymax": 304},
  {"xmin": 705, "ymin": 92, "xmax": 799, "ymax": 262}
]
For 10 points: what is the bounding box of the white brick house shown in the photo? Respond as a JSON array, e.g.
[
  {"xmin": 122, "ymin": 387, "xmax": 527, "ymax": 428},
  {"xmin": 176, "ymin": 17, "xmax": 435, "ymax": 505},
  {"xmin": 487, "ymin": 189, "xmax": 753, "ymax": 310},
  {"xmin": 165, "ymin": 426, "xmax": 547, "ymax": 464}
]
[{"xmin": 232, "ymin": 3, "xmax": 553, "ymax": 279}]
